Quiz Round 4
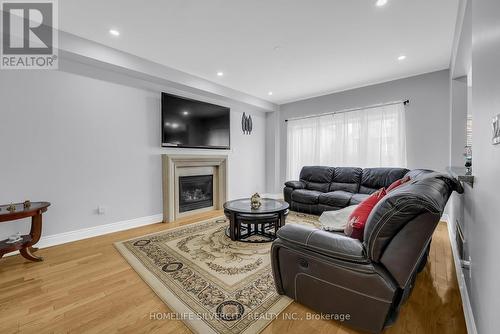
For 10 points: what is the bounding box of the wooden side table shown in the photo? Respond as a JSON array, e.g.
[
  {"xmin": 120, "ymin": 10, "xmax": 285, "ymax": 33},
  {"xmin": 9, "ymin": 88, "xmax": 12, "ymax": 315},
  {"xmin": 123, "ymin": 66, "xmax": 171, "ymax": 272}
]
[{"xmin": 0, "ymin": 202, "xmax": 51, "ymax": 262}]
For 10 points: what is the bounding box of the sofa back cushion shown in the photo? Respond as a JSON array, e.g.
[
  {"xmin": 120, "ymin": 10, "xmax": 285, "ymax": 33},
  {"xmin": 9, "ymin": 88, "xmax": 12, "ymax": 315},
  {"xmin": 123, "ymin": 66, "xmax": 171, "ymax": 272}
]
[
  {"xmin": 329, "ymin": 167, "xmax": 362, "ymax": 193},
  {"xmin": 299, "ymin": 166, "xmax": 335, "ymax": 192},
  {"xmin": 363, "ymin": 173, "xmax": 456, "ymax": 262},
  {"xmin": 404, "ymin": 168, "xmax": 433, "ymax": 180},
  {"xmin": 359, "ymin": 168, "xmax": 409, "ymax": 194},
  {"xmin": 386, "ymin": 176, "xmax": 411, "ymax": 192}
]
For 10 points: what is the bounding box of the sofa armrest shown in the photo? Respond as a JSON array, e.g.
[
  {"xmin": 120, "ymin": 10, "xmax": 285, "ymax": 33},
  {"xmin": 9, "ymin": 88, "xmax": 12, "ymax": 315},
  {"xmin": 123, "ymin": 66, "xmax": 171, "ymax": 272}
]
[
  {"xmin": 276, "ymin": 224, "xmax": 368, "ymax": 263},
  {"xmin": 284, "ymin": 180, "xmax": 306, "ymax": 189}
]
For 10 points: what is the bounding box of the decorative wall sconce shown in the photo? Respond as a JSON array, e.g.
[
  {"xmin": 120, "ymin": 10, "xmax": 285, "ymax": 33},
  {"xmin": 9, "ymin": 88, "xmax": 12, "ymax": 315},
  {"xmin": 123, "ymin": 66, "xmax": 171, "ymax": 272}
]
[
  {"xmin": 493, "ymin": 114, "xmax": 500, "ymax": 145},
  {"xmin": 242, "ymin": 112, "xmax": 253, "ymax": 135}
]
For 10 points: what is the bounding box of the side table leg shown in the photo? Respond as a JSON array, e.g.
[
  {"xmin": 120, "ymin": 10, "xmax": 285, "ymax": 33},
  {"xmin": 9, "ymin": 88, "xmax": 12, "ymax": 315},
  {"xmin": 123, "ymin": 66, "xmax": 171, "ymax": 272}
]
[
  {"xmin": 28, "ymin": 213, "xmax": 43, "ymax": 245},
  {"xmin": 20, "ymin": 247, "xmax": 43, "ymax": 262},
  {"xmin": 21, "ymin": 212, "xmax": 44, "ymax": 262}
]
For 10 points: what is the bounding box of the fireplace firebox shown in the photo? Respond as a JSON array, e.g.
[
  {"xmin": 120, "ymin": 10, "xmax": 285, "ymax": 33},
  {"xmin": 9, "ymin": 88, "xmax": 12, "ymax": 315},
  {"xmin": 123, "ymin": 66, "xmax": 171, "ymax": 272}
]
[{"xmin": 179, "ymin": 175, "xmax": 214, "ymax": 213}]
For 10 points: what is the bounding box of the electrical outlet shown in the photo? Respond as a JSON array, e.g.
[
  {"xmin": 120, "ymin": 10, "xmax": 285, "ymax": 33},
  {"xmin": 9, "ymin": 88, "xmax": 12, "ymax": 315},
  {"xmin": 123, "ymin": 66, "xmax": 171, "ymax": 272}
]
[{"xmin": 97, "ymin": 206, "xmax": 106, "ymax": 215}]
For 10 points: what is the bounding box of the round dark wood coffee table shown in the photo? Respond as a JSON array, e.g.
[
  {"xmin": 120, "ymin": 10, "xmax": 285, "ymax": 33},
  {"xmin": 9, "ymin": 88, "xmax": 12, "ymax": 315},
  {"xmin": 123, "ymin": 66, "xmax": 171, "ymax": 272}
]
[{"xmin": 223, "ymin": 198, "xmax": 289, "ymax": 243}]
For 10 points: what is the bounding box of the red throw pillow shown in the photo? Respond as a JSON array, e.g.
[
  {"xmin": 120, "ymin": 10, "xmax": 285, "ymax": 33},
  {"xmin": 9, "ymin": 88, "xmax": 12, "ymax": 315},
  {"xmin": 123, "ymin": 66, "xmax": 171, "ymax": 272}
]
[
  {"xmin": 386, "ymin": 176, "xmax": 411, "ymax": 192},
  {"xmin": 345, "ymin": 188, "xmax": 387, "ymax": 241}
]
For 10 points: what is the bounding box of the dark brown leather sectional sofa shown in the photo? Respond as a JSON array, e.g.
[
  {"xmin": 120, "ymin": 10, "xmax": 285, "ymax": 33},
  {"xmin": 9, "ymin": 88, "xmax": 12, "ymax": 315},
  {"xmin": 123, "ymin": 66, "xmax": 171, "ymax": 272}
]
[
  {"xmin": 272, "ymin": 166, "xmax": 463, "ymax": 333},
  {"xmin": 283, "ymin": 166, "xmax": 431, "ymax": 214}
]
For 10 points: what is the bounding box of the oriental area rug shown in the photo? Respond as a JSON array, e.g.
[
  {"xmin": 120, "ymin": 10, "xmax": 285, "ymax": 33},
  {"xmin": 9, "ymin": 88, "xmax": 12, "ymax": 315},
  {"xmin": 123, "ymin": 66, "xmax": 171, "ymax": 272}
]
[{"xmin": 114, "ymin": 212, "xmax": 319, "ymax": 334}]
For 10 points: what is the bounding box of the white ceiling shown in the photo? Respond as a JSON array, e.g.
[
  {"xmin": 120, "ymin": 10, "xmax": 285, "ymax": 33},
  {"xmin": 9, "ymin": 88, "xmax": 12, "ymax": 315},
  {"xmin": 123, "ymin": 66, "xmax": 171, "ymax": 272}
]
[{"xmin": 59, "ymin": 0, "xmax": 459, "ymax": 104}]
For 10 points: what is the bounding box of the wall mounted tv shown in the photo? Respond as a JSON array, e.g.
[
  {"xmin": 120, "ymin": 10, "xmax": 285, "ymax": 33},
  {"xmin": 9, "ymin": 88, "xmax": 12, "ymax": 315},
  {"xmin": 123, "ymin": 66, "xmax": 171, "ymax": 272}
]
[{"xmin": 161, "ymin": 93, "xmax": 230, "ymax": 149}]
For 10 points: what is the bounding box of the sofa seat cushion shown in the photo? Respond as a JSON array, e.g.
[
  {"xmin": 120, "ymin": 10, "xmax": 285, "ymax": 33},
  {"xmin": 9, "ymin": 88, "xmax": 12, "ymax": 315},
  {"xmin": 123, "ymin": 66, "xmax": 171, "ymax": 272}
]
[
  {"xmin": 318, "ymin": 190, "xmax": 353, "ymax": 207},
  {"xmin": 350, "ymin": 193, "xmax": 370, "ymax": 205},
  {"xmin": 292, "ymin": 202, "xmax": 322, "ymax": 215},
  {"xmin": 291, "ymin": 189, "xmax": 322, "ymax": 204}
]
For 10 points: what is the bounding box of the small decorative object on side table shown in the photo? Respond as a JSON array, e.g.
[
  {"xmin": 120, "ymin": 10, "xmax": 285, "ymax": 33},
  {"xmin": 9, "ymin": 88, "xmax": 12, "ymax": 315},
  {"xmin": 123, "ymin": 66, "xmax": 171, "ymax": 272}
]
[{"xmin": 0, "ymin": 201, "xmax": 51, "ymax": 262}]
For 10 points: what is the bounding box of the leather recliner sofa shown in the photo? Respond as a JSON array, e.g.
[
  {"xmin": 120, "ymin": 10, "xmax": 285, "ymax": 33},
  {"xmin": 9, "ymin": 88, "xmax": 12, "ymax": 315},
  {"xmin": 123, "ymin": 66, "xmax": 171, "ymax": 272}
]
[
  {"xmin": 284, "ymin": 166, "xmax": 432, "ymax": 215},
  {"xmin": 272, "ymin": 167, "xmax": 463, "ymax": 333}
]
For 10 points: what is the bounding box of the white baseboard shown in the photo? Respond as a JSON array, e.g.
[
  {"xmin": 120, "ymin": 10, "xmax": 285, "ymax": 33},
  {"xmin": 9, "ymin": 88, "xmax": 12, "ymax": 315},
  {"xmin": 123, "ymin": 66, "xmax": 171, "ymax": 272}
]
[
  {"xmin": 441, "ymin": 215, "xmax": 478, "ymax": 334},
  {"xmin": 4, "ymin": 213, "xmax": 163, "ymax": 257}
]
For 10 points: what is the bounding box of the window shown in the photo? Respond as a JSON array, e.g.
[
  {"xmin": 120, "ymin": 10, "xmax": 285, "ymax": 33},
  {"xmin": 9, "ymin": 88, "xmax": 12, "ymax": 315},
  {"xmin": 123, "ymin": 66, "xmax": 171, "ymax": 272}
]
[{"xmin": 286, "ymin": 102, "xmax": 407, "ymax": 180}]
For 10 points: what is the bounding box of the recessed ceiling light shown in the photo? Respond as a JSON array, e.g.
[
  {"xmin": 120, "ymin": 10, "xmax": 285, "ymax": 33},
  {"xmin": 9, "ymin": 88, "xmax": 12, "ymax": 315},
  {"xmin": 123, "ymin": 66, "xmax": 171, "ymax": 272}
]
[
  {"xmin": 182, "ymin": 111, "xmax": 189, "ymax": 115},
  {"xmin": 398, "ymin": 55, "xmax": 407, "ymax": 61},
  {"xmin": 217, "ymin": 72, "xmax": 224, "ymax": 77},
  {"xmin": 171, "ymin": 123, "xmax": 179, "ymax": 129},
  {"xmin": 376, "ymin": 0, "xmax": 388, "ymax": 7},
  {"xmin": 109, "ymin": 29, "xmax": 120, "ymax": 36},
  {"xmin": 268, "ymin": 91, "xmax": 273, "ymax": 96}
]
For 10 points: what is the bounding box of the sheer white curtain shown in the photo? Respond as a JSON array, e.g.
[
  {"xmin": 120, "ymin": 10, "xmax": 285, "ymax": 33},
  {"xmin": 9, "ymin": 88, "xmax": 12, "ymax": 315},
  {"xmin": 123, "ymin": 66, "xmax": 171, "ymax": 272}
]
[{"xmin": 286, "ymin": 103, "xmax": 407, "ymax": 180}]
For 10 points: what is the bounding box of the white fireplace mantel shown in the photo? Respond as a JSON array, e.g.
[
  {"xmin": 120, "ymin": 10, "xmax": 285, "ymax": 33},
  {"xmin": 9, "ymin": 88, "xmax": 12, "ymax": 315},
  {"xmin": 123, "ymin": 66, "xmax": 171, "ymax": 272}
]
[{"xmin": 162, "ymin": 154, "xmax": 228, "ymax": 223}]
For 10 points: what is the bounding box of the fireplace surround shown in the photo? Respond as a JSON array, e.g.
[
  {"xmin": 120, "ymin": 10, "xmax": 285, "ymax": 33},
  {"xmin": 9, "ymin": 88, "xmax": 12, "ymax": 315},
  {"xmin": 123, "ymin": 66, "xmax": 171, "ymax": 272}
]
[{"xmin": 162, "ymin": 155, "xmax": 227, "ymax": 222}]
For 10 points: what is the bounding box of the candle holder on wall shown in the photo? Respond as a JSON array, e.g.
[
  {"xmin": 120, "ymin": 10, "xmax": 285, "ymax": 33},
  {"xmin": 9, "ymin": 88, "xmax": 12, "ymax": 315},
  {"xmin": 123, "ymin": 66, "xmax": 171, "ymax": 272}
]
[
  {"xmin": 241, "ymin": 112, "xmax": 253, "ymax": 135},
  {"xmin": 493, "ymin": 114, "xmax": 500, "ymax": 145}
]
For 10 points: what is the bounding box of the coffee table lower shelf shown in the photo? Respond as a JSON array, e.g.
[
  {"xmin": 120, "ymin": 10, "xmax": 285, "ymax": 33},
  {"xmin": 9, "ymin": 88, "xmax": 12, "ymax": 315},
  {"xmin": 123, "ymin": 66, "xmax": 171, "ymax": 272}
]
[{"xmin": 224, "ymin": 223, "xmax": 278, "ymax": 243}]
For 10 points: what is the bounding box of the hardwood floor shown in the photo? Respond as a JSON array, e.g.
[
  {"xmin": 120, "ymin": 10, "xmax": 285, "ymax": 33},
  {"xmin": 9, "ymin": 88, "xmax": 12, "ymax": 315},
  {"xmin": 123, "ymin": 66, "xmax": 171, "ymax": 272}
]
[{"xmin": 0, "ymin": 211, "xmax": 466, "ymax": 334}]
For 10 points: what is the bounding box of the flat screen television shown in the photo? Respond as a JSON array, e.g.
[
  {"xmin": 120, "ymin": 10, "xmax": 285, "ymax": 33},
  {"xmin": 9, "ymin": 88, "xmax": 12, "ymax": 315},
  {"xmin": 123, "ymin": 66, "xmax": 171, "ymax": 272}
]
[{"xmin": 161, "ymin": 93, "xmax": 230, "ymax": 149}]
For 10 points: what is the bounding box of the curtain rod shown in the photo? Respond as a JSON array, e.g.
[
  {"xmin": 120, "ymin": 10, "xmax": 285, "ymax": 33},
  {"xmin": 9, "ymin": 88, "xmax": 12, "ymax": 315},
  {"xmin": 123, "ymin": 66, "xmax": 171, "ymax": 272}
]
[{"xmin": 284, "ymin": 99, "xmax": 409, "ymax": 122}]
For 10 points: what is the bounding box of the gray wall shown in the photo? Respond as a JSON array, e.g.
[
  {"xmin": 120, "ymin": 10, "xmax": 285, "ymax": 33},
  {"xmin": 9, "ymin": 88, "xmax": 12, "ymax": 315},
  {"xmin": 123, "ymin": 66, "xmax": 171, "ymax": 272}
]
[
  {"xmin": 447, "ymin": 1, "xmax": 477, "ymax": 332},
  {"xmin": 0, "ymin": 62, "xmax": 267, "ymax": 239},
  {"xmin": 467, "ymin": 1, "xmax": 500, "ymax": 332},
  {"xmin": 451, "ymin": 0, "xmax": 472, "ymax": 79},
  {"xmin": 265, "ymin": 110, "xmax": 282, "ymax": 193},
  {"xmin": 449, "ymin": 0, "xmax": 471, "ymax": 168},
  {"xmin": 268, "ymin": 70, "xmax": 450, "ymax": 191},
  {"xmin": 450, "ymin": 76, "xmax": 468, "ymax": 166}
]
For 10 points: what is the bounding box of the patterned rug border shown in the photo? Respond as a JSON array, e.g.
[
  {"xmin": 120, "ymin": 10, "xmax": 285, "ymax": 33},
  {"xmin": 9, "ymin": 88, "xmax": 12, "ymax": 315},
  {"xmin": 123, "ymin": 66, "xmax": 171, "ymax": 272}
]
[{"xmin": 114, "ymin": 216, "xmax": 293, "ymax": 334}]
